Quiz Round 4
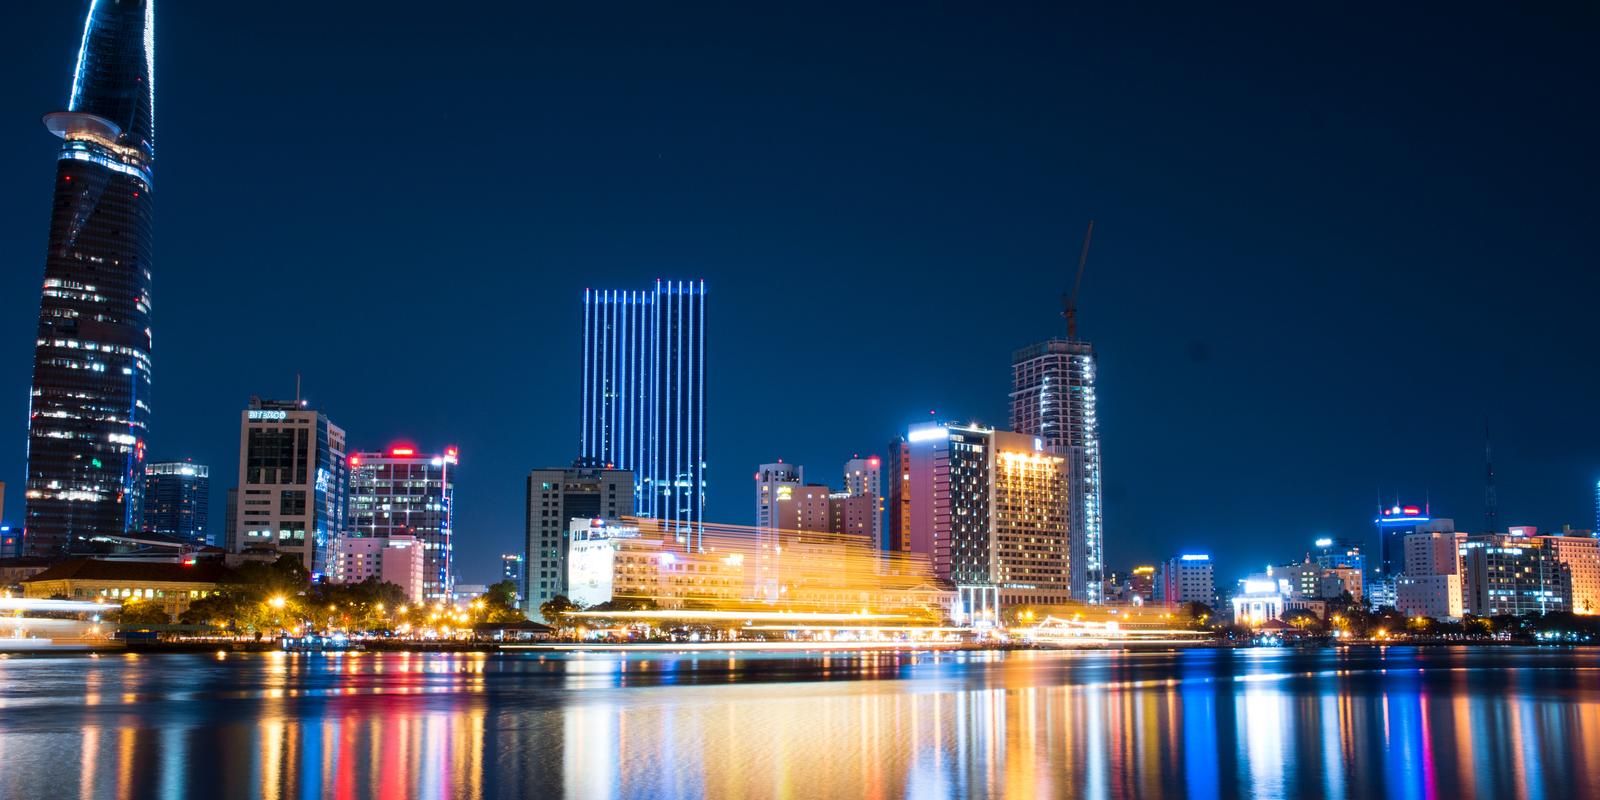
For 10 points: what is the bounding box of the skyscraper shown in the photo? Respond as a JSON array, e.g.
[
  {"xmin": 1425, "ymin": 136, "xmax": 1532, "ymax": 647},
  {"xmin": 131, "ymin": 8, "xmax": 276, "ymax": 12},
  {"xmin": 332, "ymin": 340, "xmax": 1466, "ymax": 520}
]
[
  {"xmin": 23, "ymin": 1, "xmax": 157, "ymax": 558},
  {"xmin": 580, "ymin": 280, "xmax": 707, "ymax": 548},
  {"xmin": 1010, "ymin": 339, "xmax": 1103, "ymax": 604},
  {"xmin": 142, "ymin": 461, "xmax": 209, "ymax": 545},
  {"xmin": 525, "ymin": 463, "xmax": 633, "ymax": 616},
  {"xmin": 230, "ymin": 397, "xmax": 348, "ymax": 577},
  {"xmin": 347, "ymin": 445, "xmax": 458, "ymax": 602}
]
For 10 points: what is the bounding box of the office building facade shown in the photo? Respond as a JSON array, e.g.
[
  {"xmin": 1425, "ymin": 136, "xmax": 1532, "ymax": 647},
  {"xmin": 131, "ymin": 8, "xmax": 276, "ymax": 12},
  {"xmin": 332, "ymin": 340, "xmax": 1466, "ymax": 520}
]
[
  {"xmin": 230, "ymin": 397, "xmax": 348, "ymax": 577},
  {"xmin": 907, "ymin": 422, "xmax": 1073, "ymax": 609},
  {"xmin": 1459, "ymin": 534, "xmax": 1569, "ymax": 616},
  {"xmin": 1157, "ymin": 555, "xmax": 1216, "ymax": 607},
  {"xmin": 579, "ymin": 281, "xmax": 706, "ymax": 548},
  {"xmin": 886, "ymin": 438, "xmax": 911, "ymax": 552},
  {"xmin": 525, "ymin": 464, "xmax": 633, "ymax": 616},
  {"xmin": 842, "ymin": 456, "xmax": 883, "ymax": 547},
  {"xmin": 1010, "ymin": 339, "xmax": 1103, "ymax": 603},
  {"xmin": 348, "ymin": 446, "xmax": 457, "ymax": 602},
  {"xmin": 142, "ymin": 461, "xmax": 209, "ymax": 545},
  {"xmin": 23, "ymin": 0, "xmax": 157, "ymax": 557}
]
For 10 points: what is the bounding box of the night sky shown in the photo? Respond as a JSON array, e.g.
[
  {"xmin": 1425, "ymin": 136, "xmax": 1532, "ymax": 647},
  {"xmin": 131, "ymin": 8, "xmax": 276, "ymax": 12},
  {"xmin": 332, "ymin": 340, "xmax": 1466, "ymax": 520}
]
[{"xmin": 2, "ymin": 3, "xmax": 1596, "ymax": 585}]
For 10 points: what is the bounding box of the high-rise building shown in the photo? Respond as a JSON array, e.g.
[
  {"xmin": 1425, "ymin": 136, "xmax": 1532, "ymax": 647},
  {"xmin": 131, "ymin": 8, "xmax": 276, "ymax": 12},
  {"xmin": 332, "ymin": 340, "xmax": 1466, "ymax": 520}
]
[
  {"xmin": 142, "ymin": 461, "xmax": 209, "ymax": 545},
  {"xmin": 842, "ymin": 456, "xmax": 883, "ymax": 547},
  {"xmin": 525, "ymin": 464, "xmax": 633, "ymax": 616},
  {"xmin": 1010, "ymin": 340, "xmax": 1103, "ymax": 603},
  {"xmin": 773, "ymin": 485, "xmax": 833, "ymax": 533},
  {"xmin": 579, "ymin": 281, "xmax": 706, "ymax": 548},
  {"xmin": 347, "ymin": 446, "xmax": 458, "ymax": 602},
  {"xmin": 1539, "ymin": 534, "xmax": 1600, "ymax": 615},
  {"xmin": 755, "ymin": 462, "xmax": 802, "ymax": 530},
  {"xmin": 502, "ymin": 553, "xmax": 524, "ymax": 584},
  {"xmin": 230, "ymin": 397, "xmax": 348, "ymax": 577},
  {"xmin": 22, "ymin": 1, "xmax": 157, "ymax": 558},
  {"xmin": 1156, "ymin": 554, "xmax": 1215, "ymax": 607},
  {"xmin": 1375, "ymin": 505, "xmax": 1430, "ymax": 579},
  {"xmin": 906, "ymin": 422, "xmax": 1073, "ymax": 609},
  {"xmin": 886, "ymin": 438, "xmax": 911, "ymax": 552},
  {"xmin": 1459, "ymin": 533, "xmax": 1570, "ymax": 616}
]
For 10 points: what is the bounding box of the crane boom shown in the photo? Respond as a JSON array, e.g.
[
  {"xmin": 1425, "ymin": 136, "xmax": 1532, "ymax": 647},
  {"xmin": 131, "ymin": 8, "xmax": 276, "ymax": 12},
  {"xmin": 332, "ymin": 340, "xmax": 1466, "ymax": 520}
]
[{"xmin": 1063, "ymin": 220, "xmax": 1095, "ymax": 340}]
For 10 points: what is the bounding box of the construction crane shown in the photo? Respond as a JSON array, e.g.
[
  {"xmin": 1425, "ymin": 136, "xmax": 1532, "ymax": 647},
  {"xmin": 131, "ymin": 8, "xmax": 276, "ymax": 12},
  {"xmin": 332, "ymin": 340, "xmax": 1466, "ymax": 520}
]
[{"xmin": 1063, "ymin": 220, "xmax": 1095, "ymax": 340}]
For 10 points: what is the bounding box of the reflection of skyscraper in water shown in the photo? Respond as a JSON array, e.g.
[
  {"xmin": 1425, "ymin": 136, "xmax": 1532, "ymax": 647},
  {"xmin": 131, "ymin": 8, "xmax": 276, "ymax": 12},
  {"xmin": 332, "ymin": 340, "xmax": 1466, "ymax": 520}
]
[{"xmin": 581, "ymin": 280, "xmax": 706, "ymax": 549}]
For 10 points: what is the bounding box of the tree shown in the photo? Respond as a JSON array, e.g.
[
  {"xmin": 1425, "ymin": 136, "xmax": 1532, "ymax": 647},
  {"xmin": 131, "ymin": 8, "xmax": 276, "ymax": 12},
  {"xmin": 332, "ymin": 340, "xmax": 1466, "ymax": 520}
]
[
  {"xmin": 540, "ymin": 594, "xmax": 578, "ymax": 626},
  {"xmin": 475, "ymin": 580, "xmax": 525, "ymax": 622},
  {"xmin": 1180, "ymin": 602, "xmax": 1215, "ymax": 629},
  {"xmin": 180, "ymin": 593, "xmax": 243, "ymax": 627},
  {"xmin": 116, "ymin": 599, "xmax": 172, "ymax": 626}
]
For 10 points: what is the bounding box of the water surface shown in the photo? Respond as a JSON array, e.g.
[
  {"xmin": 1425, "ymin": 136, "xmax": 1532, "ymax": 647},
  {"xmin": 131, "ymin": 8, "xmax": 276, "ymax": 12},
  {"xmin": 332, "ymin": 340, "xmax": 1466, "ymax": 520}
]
[{"xmin": 0, "ymin": 646, "xmax": 1596, "ymax": 799}]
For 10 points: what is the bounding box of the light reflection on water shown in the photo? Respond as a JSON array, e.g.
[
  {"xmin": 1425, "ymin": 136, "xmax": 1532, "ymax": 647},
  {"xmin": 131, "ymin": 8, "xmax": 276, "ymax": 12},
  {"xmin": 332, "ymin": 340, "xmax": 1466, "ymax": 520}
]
[{"xmin": 0, "ymin": 647, "xmax": 1598, "ymax": 799}]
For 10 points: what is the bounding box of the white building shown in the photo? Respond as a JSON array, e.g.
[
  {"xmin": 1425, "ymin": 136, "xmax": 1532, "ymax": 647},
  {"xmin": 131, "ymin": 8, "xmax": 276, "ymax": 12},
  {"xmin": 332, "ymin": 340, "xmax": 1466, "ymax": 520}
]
[
  {"xmin": 1395, "ymin": 573, "xmax": 1463, "ymax": 620},
  {"xmin": 1231, "ymin": 572, "xmax": 1289, "ymax": 626},
  {"xmin": 1157, "ymin": 554, "xmax": 1215, "ymax": 607},
  {"xmin": 755, "ymin": 462, "xmax": 803, "ymax": 531}
]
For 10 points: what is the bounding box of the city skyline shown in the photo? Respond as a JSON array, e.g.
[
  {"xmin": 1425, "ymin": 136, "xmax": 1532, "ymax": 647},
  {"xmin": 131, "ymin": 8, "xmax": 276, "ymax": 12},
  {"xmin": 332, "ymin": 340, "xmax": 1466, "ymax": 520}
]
[{"xmin": 0, "ymin": 4, "xmax": 1597, "ymax": 584}]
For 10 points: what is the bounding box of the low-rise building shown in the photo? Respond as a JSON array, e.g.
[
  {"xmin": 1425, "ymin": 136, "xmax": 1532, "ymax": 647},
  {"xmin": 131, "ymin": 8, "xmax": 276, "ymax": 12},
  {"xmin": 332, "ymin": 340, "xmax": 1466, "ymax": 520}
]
[
  {"xmin": 328, "ymin": 535, "xmax": 427, "ymax": 603},
  {"xmin": 1231, "ymin": 572, "xmax": 1289, "ymax": 626},
  {"xmin": 22, "ymin": 559, "xmax": 239, "ymax": 620}
]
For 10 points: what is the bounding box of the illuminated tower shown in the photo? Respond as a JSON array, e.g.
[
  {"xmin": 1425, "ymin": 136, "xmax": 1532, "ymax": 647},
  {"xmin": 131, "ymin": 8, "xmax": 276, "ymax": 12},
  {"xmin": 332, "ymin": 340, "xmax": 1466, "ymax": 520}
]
[
  {"xmin": 22, "ymin": 0, "xmax": 157, "ymax": 557},
  {"xmin": 1010, "ymin": 339, "xmax": 1102, "ymax": 603},
  {"xmin": 580, "ymin": 280, "xmax": 706, "ymax": 548}
]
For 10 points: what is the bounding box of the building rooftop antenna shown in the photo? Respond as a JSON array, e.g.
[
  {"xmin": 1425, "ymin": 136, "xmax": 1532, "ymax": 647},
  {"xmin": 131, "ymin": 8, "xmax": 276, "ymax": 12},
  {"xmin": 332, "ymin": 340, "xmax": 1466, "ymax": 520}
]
[
  {"xmin": 1063, "ymin": 220, "xmax": 1095, "ymax": 341},
  {"xmin": 1484, "ymin": 419, "xmax": 1499, "ymax": 533}
]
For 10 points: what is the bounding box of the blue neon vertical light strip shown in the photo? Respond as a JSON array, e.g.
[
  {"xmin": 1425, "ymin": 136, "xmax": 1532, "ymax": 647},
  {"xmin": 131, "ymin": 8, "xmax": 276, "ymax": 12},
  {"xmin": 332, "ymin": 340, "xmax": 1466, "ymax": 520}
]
[
  {"xmin": 69, "ymin": 0, "xmax": 101, "ymax": 110},
  {"xmin": 581, "ymin": 289, "xmax": 590, "ymax": 459},
  {"xmin": 650, "ymin": 280, "xmax": 661, "ymax": 519}
]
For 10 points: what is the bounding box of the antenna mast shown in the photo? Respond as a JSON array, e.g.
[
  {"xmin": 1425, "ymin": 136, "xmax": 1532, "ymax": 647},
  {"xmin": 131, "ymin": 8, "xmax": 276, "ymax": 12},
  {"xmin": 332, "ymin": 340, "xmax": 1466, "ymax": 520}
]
[
  {"xmin": 1484, "ymin": 420, "xmax": 1499, "ymax": 533},
  {"xmin": 1063, "ymin": 220, "xmax": 1095, "ymax": 340}
]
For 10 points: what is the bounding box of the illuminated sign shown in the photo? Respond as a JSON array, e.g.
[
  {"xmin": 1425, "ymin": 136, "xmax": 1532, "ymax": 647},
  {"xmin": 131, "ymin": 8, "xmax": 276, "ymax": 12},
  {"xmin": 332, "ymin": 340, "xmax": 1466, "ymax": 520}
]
[
  {"xmin": 908, "ymin": 426, "xmax": 949, "ymax": 443},
  {"xmin": 390, "ymin": 447, "xmax": 415, "ymax": 456},
  {"xmin": 1179, "ymin": 554, "xmax": 1210, "ymax": 562},
  {"xmin": 247, "ymin": 409, "xmax": 287, "ymax": 421},
  {"xmin": 1314, "ymin": 537, "xmax": 1333, "ymax": 548}
]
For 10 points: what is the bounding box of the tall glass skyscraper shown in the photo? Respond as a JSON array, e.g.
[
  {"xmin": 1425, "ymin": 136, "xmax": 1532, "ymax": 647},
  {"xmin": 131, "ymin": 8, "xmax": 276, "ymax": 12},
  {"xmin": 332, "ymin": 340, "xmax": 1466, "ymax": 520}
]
[
  {"xmin": 24, "ymin": 1, "xmax": 157, "ymax": 557},
  {"xmin": 1010, "ymin": 339, "xmax": 1104, "ymax": 604},
  {"xmin": 581, "ymin": 280, "xmax": 706, "ymax": 548}
]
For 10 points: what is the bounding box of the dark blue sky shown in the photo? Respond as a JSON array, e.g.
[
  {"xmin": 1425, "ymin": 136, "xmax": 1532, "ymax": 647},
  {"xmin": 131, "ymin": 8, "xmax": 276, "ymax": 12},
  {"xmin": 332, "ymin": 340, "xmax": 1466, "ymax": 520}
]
[{"xmin": 2, "ymin": 2, "xmax": 1596, "ymax": 584}]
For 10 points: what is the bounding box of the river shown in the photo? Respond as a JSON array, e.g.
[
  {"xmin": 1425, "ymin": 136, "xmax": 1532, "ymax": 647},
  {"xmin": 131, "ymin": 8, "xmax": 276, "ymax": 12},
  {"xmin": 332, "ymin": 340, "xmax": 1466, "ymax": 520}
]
[{"xmin": 0, "ymin": 646, "xmax": 1596, "ymax": 798}]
